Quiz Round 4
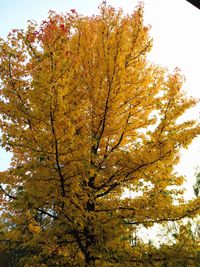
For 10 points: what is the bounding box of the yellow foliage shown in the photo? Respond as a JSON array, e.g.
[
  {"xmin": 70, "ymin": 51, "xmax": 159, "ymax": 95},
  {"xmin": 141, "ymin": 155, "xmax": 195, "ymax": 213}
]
[
  {"xmin": 0, "ymin": 2, "xmax": 199, "ymax": 266},
  {"xmin": 28, "ymin": 223, "xmax": 41, "ymax": 234}
]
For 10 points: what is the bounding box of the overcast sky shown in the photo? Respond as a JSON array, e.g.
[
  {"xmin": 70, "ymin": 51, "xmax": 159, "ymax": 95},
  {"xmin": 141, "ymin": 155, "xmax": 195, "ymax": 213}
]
[{"xmin": 0, "ymin": 0, "xmax": 200, "ymax": 199}]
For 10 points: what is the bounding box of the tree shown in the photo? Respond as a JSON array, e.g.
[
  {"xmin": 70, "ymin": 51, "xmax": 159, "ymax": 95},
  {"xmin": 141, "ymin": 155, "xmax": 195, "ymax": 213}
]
[
  {"xmin": 0, "ymin": 2, "xmax": 199, "ymax": 266},
  {"xmin": 194, "ymin": 170, "xmax": 200, "ymax": 197},
  {"xmin": 140, "ymin": 217, "xmax": 200, "ymax": 267}
]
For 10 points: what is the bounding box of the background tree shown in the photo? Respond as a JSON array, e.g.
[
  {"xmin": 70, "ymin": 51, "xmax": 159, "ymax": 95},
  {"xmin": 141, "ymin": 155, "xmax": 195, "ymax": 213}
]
[
  {"xmin": 0, "ymin": 2, "xmax": 199, "ymax": 266},
  {"xmin": 194, "ymin": 170, "xmax": 200, "ymax": 197}
]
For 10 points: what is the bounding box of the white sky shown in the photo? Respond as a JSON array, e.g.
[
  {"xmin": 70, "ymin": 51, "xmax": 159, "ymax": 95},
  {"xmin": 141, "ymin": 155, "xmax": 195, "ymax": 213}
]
[{"xmin": 0, "ymin": 0, "xmax": 200, "ymax": 199}]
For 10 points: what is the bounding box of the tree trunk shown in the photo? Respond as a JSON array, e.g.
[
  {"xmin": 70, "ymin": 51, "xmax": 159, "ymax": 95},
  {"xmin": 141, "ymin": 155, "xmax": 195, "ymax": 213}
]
[
  {"xmin": 85, "ymin": 254, "xmax": 96, "ymax": 266},
  {"xmin": 84, "ymin": 198, "xmax": 96, "ymax": 266}
]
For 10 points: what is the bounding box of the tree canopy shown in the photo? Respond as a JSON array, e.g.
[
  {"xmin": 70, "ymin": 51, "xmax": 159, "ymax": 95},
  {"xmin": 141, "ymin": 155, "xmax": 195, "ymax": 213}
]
[{"xmin": 0, "ymin": 2, "xmax": 199, "ymax": 266}]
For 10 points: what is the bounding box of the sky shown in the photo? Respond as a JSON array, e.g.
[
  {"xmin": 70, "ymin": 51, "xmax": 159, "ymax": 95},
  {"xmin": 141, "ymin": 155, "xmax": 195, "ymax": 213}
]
[{"xmin": 0, "ymin": 0, "xmax": 200, "ymax": 199}]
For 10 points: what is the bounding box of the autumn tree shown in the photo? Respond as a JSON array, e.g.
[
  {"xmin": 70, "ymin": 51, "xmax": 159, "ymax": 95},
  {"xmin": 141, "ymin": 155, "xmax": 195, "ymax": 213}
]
[{"xmin": 0, "ymin": 2, "xmax": 199, "ymax": 266}]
